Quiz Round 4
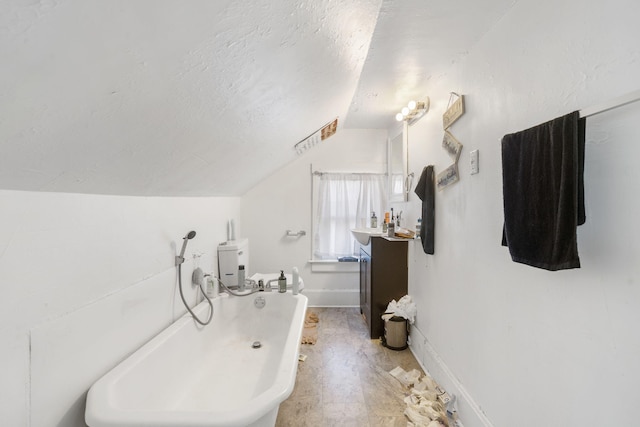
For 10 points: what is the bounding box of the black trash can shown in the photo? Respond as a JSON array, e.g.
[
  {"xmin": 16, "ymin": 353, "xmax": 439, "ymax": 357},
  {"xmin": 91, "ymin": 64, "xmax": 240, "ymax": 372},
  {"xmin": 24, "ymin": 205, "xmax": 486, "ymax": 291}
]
[{"xmin": 382, "ymin": 315, "xmax": 408, "ymax": 350}]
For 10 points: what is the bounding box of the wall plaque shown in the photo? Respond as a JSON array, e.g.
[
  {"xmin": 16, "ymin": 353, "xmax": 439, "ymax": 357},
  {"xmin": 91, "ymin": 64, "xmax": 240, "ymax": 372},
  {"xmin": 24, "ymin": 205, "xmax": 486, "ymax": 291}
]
[
  {"xmin": 442, "ymin": 131, "xmax": 463, "ymax": 162},
  {"xmin": 436, "ymin": 163, "xmax": 459, "ymax": 191},
  {"xmin": 442, "ymin": 94, "xmax": 465, "ymax": 130}
]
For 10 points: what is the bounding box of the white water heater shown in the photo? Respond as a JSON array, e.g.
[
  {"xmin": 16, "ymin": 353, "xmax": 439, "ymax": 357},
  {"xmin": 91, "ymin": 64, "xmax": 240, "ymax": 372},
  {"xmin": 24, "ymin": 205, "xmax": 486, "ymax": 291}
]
[{"xmin": 217, "ymin": 238, "xmax": 249, "ymax": 287}]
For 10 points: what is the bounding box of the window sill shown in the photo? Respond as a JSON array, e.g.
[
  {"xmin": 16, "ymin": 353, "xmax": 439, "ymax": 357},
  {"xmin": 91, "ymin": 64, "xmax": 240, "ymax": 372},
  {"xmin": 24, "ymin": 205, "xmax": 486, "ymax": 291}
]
[{"xmin": 309, "ymin": 259, "xmax": 360, "ymax": 273}]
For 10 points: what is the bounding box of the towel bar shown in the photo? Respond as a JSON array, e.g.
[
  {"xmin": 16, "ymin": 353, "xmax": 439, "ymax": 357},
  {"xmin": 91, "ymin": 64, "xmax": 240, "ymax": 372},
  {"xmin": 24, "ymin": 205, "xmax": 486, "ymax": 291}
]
[{"xmin": 580, "ymin": 89, "xmax": 640, "ymax": 118}]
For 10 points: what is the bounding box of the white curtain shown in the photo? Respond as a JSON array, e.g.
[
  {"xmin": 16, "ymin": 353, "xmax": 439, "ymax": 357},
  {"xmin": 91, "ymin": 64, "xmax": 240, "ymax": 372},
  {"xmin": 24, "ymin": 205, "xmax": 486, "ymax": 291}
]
[{"xmin": 314, "ymin": 173, "xmax": 387, "ymax": 259}]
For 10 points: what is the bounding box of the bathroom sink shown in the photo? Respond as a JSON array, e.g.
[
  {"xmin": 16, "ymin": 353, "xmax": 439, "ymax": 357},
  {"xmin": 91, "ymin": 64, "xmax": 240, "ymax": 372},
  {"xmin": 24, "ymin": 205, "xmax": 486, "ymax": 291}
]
[{"xmin": 351, "ymin": 228, "xmax": 384, "ymax": 245}]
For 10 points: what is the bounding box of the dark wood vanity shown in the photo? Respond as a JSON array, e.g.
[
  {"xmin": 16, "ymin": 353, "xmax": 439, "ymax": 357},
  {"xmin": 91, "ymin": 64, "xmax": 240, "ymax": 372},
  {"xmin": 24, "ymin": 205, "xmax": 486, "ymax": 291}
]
[{"xmin": 359, "ymin": 236, "xmax": 408, "ymax": 339}]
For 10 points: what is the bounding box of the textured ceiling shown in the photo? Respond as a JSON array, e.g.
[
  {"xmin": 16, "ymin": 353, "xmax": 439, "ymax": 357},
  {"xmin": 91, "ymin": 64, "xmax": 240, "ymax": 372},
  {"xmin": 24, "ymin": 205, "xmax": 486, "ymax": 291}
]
[{"xmin": 0, "ymin": 0, "xmax": 515, "ymax": 196}]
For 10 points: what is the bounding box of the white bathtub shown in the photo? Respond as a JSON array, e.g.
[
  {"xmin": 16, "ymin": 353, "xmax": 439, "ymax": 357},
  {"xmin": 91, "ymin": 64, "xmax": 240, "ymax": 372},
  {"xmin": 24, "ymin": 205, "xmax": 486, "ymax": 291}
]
[{"xmin": 85, "ymin": 292, "xmax": 308, "ymax": 427}]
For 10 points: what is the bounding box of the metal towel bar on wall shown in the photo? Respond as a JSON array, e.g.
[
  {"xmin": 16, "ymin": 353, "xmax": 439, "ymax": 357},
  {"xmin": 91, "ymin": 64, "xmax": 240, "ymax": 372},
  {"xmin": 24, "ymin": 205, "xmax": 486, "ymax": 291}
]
[
  {"xmin": 579, "ymin": 89, "xmax": 640, "ymax": 118},
  {"xmin": 404, "ymin": 172, "xmax": 415, "ymax": 195}
]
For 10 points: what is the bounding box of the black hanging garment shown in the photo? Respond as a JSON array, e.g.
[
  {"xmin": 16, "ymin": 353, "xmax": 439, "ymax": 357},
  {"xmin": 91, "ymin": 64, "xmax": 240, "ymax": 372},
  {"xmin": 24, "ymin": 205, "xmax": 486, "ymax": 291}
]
[{"xmin": 414, "ymin": 166, "xmax": 435, "ymax": 254}]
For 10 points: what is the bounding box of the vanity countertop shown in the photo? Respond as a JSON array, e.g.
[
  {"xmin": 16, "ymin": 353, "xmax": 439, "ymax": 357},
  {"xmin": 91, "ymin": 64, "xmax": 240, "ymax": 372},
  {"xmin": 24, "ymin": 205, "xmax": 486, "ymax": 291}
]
[{"xmin": 380, "ymin": 236, "xmax": 414, "ymax": 242}]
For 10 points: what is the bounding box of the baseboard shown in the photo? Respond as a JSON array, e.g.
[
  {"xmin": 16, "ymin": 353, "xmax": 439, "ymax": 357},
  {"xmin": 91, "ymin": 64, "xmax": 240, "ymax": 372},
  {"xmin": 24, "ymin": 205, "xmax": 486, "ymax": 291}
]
[
  {"xmin": 302, "ymin": 289, "xmax": 359, "ymax": 307},
  {"xmin": 409, "ymin": 326, "xmax": 494, "ymax": 427}
]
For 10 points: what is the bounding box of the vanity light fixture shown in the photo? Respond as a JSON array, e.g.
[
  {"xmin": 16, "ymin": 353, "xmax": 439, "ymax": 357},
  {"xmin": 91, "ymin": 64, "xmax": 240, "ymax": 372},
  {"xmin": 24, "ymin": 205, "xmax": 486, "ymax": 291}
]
[{"xmin": 394, "ymin": 97, "xmax": 430, "ymax": 125}]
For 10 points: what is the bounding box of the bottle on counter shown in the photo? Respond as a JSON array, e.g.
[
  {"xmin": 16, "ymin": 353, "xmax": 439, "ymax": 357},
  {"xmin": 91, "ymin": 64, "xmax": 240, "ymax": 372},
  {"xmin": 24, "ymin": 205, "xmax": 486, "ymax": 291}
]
[
  {"xmin": 238, "ymin": 265, "xmax": 246, "ymax": 291},
  {"xmin": 416, "ymin": 218, "xmax": 422, "ymax": 238},
  {"xmin": 387, "ymin": 222, "xmax": 395, "ymax": 238},
  {"xmin": 292, "ymin": 267, "xmax": 299, "ymax": 295},
  {"xmin": 370, "ymin": 211, "xmax": 378, "ymax": 228},
  {"xmin": 278, "ymin": 270, "xmax": 287, "ymax": 293},
  {"xmin": 382, "ymin": 212, "xmax": 390, "ymax": 233},
  {"xmin": 205, "ymin": 276, "xmax": 218, "ymax": 298}
]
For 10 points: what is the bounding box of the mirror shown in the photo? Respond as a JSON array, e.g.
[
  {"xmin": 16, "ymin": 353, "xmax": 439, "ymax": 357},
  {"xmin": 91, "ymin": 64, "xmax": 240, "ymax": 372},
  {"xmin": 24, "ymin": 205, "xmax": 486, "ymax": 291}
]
[{"xmin": 388, "ymin": 124, "xmax": 408, "ymax": 202}]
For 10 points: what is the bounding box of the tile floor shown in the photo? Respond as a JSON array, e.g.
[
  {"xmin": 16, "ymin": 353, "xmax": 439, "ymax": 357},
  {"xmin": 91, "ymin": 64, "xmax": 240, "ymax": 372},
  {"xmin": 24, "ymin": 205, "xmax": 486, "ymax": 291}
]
[{"xmin": 275, "ymin": 307, "xmax": 424, "ymax": 427}]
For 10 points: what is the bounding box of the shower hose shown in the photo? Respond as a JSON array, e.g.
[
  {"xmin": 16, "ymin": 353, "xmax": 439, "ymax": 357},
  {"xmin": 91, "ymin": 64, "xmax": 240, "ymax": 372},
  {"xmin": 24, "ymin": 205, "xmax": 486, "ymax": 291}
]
[
  {"xmin": 178, "ymin": 266, "xmax": 262, "ymax": 326},
  {"xmin": 178, "ymin": 263, "xmax": 213, "ymax": 326},
  {"xmin": 215, "ymin": 276, "xmax": 260, "ymax": 297}
]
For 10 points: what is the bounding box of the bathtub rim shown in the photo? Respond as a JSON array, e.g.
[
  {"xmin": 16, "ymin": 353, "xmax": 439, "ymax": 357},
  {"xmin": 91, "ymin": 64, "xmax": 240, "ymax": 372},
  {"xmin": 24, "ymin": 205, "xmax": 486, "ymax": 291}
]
[{"xmin": 85, "ymin": 292, "xmax": 308, "ymax": 427}]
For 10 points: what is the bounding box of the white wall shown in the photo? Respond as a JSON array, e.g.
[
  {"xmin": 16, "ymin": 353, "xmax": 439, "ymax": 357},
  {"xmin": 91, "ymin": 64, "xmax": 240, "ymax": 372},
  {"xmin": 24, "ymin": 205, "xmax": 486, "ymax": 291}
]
[
  {"xmin": 403, "ymin": 0, "xmax": 640, "ymax": 426},
  {"xmin": 241, "ymin": 128, "xmax": 388, "ymax": 306},
  {"xmin": 7, "ymin": 1, "xmax": 637, "ymax": 425},
  {"xmin": 0, "ymin": 190, "xmax": 240, "ymax": 426}
]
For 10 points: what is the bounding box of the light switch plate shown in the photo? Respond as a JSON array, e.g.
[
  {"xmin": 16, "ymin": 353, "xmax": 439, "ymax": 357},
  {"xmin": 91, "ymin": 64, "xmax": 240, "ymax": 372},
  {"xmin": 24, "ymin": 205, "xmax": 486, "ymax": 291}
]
[{"xmin": 470, "ymin": 149, "xmax": 479, "ymax": 175}]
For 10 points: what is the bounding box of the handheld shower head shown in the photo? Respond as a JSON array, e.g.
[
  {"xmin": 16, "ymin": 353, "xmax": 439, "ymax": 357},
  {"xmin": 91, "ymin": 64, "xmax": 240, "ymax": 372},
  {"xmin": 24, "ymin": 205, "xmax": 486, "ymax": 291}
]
[{"xmin": 176, "ymin": 231, "xmax": 196, "ymax": 265}]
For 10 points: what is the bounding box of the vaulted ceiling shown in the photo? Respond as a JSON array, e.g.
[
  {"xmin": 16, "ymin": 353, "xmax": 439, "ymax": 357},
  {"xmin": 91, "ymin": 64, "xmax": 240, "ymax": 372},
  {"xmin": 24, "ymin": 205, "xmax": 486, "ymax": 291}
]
[{"xmin": 0, "ymin": 0, "xmax": 515, "ymax": 196}]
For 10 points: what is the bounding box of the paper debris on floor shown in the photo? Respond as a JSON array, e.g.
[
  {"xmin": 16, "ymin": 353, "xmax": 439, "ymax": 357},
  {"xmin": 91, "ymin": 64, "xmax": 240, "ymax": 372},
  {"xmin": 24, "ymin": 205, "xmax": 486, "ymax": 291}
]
[
  {"xmin": 301, "ymin": 310, "xmax": 319, "ymax": 345},
  {"xmin": 389, "ymin": 366, "xmax": 456, "ymax": 427},
  {"xmin": 389, "ymin": 366, "xmax": 422, "ymax": 387}
]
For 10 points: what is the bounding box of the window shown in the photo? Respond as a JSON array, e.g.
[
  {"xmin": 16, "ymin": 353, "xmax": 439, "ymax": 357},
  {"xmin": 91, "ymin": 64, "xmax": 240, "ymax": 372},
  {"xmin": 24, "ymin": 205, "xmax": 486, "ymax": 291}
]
[{"xmin": 313, "ymin": 173, "xmax": 387, "ymax": 260}]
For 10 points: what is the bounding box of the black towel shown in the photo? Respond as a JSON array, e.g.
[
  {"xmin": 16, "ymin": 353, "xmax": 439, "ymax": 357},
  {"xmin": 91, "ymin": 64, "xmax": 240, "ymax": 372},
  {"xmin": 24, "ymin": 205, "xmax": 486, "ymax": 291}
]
[
  {"xmin": 501, "ymin": 111, "xmax": 586, "ymax": 271},
  {"xmin": 414, "ymin": 166, "xmax": 435, "ymax": 254}
]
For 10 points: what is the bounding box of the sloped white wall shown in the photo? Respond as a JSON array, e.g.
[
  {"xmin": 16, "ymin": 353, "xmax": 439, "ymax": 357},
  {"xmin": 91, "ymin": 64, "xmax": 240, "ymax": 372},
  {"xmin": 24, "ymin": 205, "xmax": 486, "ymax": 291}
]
[
  {"xmin": 0, "ymin": 190, "xmax": 240, "ymax": 426},
  {"xmin": 403, "ymin": 0, "xmax": 640, "ymax": 426},
  {"xmin": 241, "ymin": 129, "xmax": 388, "ymax": 306}
]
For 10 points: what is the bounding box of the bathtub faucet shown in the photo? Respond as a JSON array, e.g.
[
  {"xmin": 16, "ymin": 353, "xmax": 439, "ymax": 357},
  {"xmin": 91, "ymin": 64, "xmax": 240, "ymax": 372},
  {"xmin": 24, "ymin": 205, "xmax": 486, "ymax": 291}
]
[
  {"xmin": 264, "ymin": 279, "xmax": 278, "ymax": 292},
  {"xmin": 257, "ymin": 279, "xmax": 272, "ymax": 292}
]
